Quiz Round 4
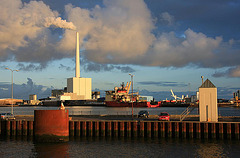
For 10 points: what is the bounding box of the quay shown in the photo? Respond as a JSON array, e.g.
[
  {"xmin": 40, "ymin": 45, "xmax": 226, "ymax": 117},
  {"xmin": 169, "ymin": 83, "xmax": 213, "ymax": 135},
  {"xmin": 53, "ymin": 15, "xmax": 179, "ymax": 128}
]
[{"xmin": 0, "ymin": 115, "xmax": 239, "ymax": 140}]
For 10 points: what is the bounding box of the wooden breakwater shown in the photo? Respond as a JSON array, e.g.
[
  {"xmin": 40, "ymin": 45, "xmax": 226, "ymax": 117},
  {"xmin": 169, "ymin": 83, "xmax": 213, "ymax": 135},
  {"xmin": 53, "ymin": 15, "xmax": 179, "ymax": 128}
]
[{"xmin": 0, "ymin": 120, "xmax": 239, "ymax": 139}]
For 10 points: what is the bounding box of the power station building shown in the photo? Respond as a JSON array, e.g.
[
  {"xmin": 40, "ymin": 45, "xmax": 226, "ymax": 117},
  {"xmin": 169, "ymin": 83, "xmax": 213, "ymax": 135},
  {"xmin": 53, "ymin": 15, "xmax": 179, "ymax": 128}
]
[{"xmin": 58, "ymin": 32, "xmax": 92, "ymax": 100}]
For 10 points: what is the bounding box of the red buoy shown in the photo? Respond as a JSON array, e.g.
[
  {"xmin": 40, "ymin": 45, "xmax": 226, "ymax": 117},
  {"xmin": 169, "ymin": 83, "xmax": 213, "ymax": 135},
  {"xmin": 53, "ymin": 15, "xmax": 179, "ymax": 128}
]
[{"xmin": 34, "ymin": 109, "xmax": 69, "ymax": 142}]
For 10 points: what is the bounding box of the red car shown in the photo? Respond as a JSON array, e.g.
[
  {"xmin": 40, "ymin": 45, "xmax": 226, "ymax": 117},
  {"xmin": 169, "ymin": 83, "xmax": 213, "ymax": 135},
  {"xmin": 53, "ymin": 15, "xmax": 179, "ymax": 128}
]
[{"xmin": 158, "ymin": 112, "xmax": 170, "ymax": 121}]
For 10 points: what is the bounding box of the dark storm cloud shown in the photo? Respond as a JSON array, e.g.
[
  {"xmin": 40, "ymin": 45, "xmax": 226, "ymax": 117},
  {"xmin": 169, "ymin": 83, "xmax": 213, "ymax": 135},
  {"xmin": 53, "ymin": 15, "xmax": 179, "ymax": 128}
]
[
  {"xmin": 212, "ymin": 66, "xmax": 240, "ymax": 78},
  {"xmin": 138, "ymin": 81, "xmax": 188, "ymax": 87},
  {"xmin": 59, "ymin": 64, "xmax": 74, "ymax": 71},
  {"xmin": 17, "ymin": 63, "xmax": 47, "ymax": 71},
  {"xmin": 83, "ymin": 62, "xmax": 135, "ymax": 73}
]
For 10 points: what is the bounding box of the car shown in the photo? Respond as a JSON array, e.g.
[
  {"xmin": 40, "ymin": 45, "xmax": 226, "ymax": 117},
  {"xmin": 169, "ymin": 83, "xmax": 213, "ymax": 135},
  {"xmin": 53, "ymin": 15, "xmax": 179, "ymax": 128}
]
[
  {"xmin": 0, "ymin": 113, "xmax": 15, "ymax": 120},
  {"xmin": 158, "ymin": 112, "xmax": 170, "ymax": 121},
  {"xmin": 138, "ymin": 110, "xmax": 149, "ymax": 118}
]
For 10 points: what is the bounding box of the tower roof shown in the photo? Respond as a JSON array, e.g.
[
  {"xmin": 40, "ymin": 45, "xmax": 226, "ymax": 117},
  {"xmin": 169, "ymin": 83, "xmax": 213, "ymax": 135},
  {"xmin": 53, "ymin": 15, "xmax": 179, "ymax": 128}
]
[{"xmin": 199, "ymin": 79, "xmax": 216, "ymax": 88}]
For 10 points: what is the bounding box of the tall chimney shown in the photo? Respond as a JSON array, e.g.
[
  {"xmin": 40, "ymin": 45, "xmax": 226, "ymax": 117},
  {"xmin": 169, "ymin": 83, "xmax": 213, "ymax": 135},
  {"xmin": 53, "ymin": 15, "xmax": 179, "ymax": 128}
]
[{"xmin": 75, "ymin": 32, "xmax": 80, "ymax": 78}]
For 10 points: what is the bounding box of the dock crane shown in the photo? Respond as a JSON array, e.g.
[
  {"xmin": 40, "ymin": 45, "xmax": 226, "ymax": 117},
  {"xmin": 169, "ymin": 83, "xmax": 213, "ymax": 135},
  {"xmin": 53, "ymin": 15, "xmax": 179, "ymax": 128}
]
[{"xmin": 170, "ymin": 89, "xmax": 183, "ymax": 101}]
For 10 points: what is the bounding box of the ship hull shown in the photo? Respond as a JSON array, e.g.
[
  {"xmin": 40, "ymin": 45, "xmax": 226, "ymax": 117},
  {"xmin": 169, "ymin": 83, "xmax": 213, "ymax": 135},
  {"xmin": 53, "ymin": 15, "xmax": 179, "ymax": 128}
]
[{"xmin": 106, "ymin": 101, "xmax": 160, "ymax": 107}]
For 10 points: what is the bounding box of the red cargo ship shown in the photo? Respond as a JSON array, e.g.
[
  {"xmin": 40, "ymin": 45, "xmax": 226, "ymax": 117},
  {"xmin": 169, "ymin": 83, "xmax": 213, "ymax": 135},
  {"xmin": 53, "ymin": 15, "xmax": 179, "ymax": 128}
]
[{"xmin": 105, "ymin": 82, "xmax": 160, "ymax": 108}]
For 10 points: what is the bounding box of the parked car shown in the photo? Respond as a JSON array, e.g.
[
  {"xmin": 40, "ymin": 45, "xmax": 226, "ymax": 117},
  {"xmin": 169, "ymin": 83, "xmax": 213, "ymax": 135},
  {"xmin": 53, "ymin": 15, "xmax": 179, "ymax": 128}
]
[
  {"xmin": 138, "ymin": 110, "xmax": 149, "ymax": 118},
  {"xmin": 0, "ymin": 113, "xmax": 15, "ymax": 120},
  {"xmin": 158, "ymin": 112, "xmax": 170, "ymax": 121}
]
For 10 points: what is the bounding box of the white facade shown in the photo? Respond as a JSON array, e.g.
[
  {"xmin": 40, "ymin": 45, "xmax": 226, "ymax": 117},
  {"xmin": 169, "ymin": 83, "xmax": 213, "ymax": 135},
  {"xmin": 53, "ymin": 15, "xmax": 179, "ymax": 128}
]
[
  {"xmin": 199, "ymin": 79, "xmax": 218, "ymax": 122},
  {"xmin": 67, "ymin": 77, "xmax": 92, "ymax": 100}
]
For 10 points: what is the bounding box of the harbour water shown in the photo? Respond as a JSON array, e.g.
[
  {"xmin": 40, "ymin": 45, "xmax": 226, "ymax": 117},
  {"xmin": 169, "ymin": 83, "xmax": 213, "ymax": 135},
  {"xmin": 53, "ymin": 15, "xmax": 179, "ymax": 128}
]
[
  {"xmin": 0, "ymin": 106, "xmax": 239, "ymax": 116},
  {"xmin": 0, "ymin": 136, "xmax": 239, "ymax": 157},
  {"xmin": 0, "ymin": 106, "xmax": 239, "ymax": 157}
]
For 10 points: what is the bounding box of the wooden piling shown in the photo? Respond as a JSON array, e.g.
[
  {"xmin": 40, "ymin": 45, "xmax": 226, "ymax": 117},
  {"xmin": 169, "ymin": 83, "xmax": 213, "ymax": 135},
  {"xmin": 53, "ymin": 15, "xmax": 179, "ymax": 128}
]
[
  {"xmin": 196, "ymin": 123, "xmax": 201, "ymax": 139},
  {"xmin": 95, "ymin": 121, "xmax": 99, "ymax": 137},
  {"xmin": 127, "ymin": 122, "xmax": 131, "ymax": 137},
  {"xmin": 75, "ymin": 121, "xmax": 80, "ymax": 136},
  {"xmin": 211, "ymin": 123, "xmax": 216, "ymax": 139},
  {"xmin": 227, "ymin": 123, "xmax": 231, "ymax": 139},
  {"xmin": 11, "ymin": 121, "xmax": 16, "ymax": 135},
  {"xmin": 189, "ymin": 122, "xmax": 193, "ymax": 138},
  {"xmin": 119, "ymin": 122, "xmax": 124, "ymax": 137},
  {"xmin": 88, "ymin": 121, "xmax": 93, "ymax": 137},
  {"xmin": 113, "ymin": 122, "xmax": 118, "ymax": 137},
  {"xmin": 182, "ymin": 122, "xmax": 186, "ymax": 138},
  {"xmin": 160, "ymin": 122, "xmax": 165, "ymax": 138},
  {"xmin": 154, "ymin": 122, "xmax": 158, "ymax": 137},
  {"xmin": 139, "ymin": 122, "xmax": 144, "ymax": 137},
  {"xmin": 22, "ymin": 120, "xmax": 28, "ymax": 136},
  {"xmin": 29, "ymin": 121, "xmax": 33, "ymax": 136},
  {"xmin": 235, "ymin": 123, "xmax": 239, "ymax": 139},
  {"xmin": 168, "ymin": 122, "xmax": 172, "ymax": 138},
  {"xmin": 6, "ymin": 121, "xmax": 10, "ymax": 135},
  {"xmin": 17, "ymin": 121, "xmax": 22, "ymax": 136},
  {"xmin": 82, "ymin": 121, "xmax": 87, "ymax": 137},
  {"xmin": 133, "ymin": 122, "xmax": 138, "ymax": 137},
  {"xmin": 69, "ymin": 121, "xmax": 74, "ymax": 136},
  {"xmin": 147, "ymin": 122, "xmax": 151, "ymax": 137},
  {"xmin": 204, "ymin": 123, "xmax": 208, "ymax": 139},
  {"xmin": 106, "ymin": 121, "xmax": 111, "ymax": 137},
  {"xmin": 219, "ymin": 123, "xmax": 224, "ymax": 139},
  {"xmin": 100, "ymin": 121, "xmax": 105, "ymax": 137},
  {"xmin": 173, "ymin": 122, "xmax": 179, "ymax": 138}
]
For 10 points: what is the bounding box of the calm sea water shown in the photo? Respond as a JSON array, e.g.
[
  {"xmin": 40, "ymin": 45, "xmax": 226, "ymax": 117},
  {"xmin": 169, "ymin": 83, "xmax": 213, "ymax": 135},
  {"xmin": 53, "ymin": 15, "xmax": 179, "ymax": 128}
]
[
  {"xmin": 0, "ymin": 137, "xmax": 239, "ymax": 158},
  {"xmin": 0, "ymin": 106, "xmax": 240, "ymax": 116}
]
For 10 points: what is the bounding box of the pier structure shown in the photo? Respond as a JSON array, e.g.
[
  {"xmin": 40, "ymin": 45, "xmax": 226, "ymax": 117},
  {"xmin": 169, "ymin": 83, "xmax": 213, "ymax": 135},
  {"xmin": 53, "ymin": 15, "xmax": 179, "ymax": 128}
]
[{"xmin": 0, "ymin": 120, "xmax": 239, "ymax": 140}]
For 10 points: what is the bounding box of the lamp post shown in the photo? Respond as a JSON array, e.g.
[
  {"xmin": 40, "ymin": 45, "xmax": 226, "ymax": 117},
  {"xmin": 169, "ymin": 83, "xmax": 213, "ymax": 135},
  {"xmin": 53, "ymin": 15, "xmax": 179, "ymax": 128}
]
[
  {"xmin": 5, "ymin": 68, "xmax": 19, "ymax": 115},
  {"xmin": 129, "ymin": 73, "xmax": 134, "ymax": 119}
]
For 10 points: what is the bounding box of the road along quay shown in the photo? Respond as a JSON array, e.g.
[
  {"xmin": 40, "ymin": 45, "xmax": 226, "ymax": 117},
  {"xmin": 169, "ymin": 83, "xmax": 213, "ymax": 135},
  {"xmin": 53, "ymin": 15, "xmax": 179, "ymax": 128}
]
[{"xmin": 0, "ymin": 115, "xmax": 239, "ymax": 140}]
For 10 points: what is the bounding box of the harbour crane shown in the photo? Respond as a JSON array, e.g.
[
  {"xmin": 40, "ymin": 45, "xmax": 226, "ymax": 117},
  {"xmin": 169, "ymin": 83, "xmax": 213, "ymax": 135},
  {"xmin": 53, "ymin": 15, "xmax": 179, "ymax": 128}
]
[{"xmin": 170, "ymin": 89, "xmax": 183, "ymax": 101}]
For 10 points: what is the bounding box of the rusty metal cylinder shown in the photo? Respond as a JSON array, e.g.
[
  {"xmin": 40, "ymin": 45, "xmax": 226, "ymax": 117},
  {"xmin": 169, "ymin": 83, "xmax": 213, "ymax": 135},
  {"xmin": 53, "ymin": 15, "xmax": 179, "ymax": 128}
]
[{"xmin": 34, "ymin": 110, "xmax": 69, "ymax": 142}]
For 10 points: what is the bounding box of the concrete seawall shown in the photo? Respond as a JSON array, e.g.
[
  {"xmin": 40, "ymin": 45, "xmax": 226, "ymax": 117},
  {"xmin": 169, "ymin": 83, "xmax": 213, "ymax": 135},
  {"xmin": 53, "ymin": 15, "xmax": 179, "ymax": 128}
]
[{"xmin": 0, "ymin": 119, "xmax": 239, "ymax": 139}]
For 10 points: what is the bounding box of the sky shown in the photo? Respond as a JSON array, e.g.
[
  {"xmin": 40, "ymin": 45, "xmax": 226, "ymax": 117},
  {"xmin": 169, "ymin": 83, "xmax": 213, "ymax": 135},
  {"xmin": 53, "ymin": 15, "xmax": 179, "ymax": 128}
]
[{"xmin": 0, "ymin": 0, "xmax": 240, "ymax": 100}]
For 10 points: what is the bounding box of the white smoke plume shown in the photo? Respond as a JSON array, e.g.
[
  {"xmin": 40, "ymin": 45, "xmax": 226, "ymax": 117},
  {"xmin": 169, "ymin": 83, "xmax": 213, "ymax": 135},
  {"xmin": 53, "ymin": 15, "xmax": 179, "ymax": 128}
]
[{"xmin": 42, "ymin": 17, "xmax": 76, "ymax": 30}]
